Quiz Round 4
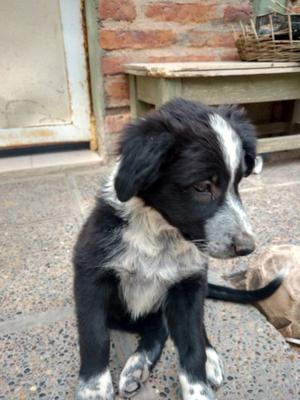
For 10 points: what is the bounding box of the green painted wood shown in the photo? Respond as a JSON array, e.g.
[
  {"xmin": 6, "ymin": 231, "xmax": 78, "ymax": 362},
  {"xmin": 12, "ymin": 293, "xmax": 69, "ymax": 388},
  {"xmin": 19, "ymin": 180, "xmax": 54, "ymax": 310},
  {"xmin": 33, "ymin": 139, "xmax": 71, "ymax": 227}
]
[
  {"xmin": 124, "ymin": 62, "xmax": 300, "ymax": 77},
  {"xmin": 157, "ymin": 79, "xmax": 183, "ymax": 106},
  {"xmin": 129, "ymin": 76, "xmax": 153, "ymax": 118},
  {"xmin": 136, "ymin": 77, "xmax": 183, "ymax": 107},
  {"xmin": 85, "ymin": 0, "xmax": 106, "ymax": 155},
  {"xmin": 258, "ymin": 133, "xmax": 300, "ymax": 153},
  {"xmin": 181, "ymin": 74, "xmax": 300, "ymax": 105},
  {"xmin": 136, "ymin": 76, "xmax": 159, "ymax": 105},
  {"xmin": 256, "ymin": 122, "xmax": 288, "ymax": 136},
  {"xmin": 129, "ymin": 75, "xmax": 138, "ymax": 119}
]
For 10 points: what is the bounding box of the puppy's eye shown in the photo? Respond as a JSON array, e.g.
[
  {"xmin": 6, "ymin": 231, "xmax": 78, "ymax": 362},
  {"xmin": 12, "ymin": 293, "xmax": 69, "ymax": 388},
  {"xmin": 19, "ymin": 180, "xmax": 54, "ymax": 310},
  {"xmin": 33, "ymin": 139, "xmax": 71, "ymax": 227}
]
[
  {"xmin": 192, "ymin": 181, "xmax": 214, "ymax": 203},
  {"xmin": 193, "ymin": 181, "xmax": 212, "ymax": 193}
]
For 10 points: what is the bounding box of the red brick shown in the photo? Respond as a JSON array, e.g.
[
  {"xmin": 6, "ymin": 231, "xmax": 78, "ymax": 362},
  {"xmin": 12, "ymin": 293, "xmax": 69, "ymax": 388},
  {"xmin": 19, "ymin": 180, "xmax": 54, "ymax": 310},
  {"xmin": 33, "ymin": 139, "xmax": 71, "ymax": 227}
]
[
  {"xmin": 223, "ymin": 4, "xmax": 251, "ymax": 22},
  {"xmin": 105, "ymin": 112, "xmax": 131, "ymax": 134},
  {"xmin": 105, "ymin": 75, "xmax": 129, "ymax": 108},
  {"xmin": 219, "ymin": 48, "xmax": 240, "ymax": 61},
  {"xmin": 99, "ymin": 0, "xmax": 136, "ymax": 22},
  {"xmin": 145, "ymin": 3, "xmax": 218, "ymax": 23},
  {"xmin": 188, "ymin": 31, "xmax": 235, "ymax": 48},
  {"xmin": 100, "ymin": 30, "xmax": 176, "ymax": 50},
  {"xmin": 102, "ymin": 56, "xmax": 130, "ymax": 75},
  {"xmin": 291, "ymin": 6, "xmax": 300, "ymax": 13}
]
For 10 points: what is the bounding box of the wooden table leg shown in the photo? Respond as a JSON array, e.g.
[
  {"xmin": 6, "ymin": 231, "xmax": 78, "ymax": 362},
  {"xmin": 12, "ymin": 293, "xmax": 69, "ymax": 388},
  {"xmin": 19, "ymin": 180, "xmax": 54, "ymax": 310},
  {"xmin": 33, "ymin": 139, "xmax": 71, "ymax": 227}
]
[
  {"xmin": 156, "ymin": 78, "xmax": 183, "ymax": 107},
  {"xmin": 129, "ymin": 76, "xmax": 153, "ymax": 118}
]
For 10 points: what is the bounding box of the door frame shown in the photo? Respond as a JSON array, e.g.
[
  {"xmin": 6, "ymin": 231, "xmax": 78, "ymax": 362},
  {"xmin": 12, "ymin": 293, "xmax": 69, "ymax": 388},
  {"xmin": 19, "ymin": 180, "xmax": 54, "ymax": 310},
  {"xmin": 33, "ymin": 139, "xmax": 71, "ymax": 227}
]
[{"xmin": 0, "ymin": 0, "xmax": 91, "ymax": 149}]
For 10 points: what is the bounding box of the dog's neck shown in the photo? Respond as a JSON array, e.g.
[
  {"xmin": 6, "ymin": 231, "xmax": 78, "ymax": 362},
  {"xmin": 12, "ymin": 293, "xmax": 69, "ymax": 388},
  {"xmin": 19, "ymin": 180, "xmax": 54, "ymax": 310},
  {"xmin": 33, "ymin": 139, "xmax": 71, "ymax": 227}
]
[
  {"xmin": 102, "ymin": 164, "xmax": 182, "ymax": 252},
  {"xmin": 101, "ymin": 163, "xmax": 208, "ymax": 259},
  {"xmin": 101, "ymin": 164, "xmax": 208, "ymax": 318}
]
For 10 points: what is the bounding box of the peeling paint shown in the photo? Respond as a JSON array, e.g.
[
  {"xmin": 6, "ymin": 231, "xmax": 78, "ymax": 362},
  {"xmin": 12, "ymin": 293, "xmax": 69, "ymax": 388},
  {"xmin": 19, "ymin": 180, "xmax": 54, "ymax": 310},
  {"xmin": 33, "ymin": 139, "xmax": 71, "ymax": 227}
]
[
  {"xmin": 89, "ymin": 115, "xmax": 98, "ymax": 151},
  {"xmin": 26, "ymin": 129, "xmax": 55, "ymax": 138}
]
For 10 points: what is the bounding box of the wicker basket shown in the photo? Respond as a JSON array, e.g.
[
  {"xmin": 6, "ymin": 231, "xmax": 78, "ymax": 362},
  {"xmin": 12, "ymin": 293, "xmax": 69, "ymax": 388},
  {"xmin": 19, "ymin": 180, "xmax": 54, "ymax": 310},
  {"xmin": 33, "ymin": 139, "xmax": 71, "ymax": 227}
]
[{"xmin": 236, "ymin": 13, "xmax": 300, "ymax": 62}]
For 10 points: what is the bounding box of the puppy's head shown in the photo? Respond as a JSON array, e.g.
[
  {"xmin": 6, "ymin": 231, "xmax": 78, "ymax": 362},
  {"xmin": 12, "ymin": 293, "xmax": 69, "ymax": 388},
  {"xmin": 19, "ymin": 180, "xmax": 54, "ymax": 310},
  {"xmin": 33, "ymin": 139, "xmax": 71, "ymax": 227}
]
[{"xmin": 115, "ymin": 98, "xmax": 256, "ymax": 259}]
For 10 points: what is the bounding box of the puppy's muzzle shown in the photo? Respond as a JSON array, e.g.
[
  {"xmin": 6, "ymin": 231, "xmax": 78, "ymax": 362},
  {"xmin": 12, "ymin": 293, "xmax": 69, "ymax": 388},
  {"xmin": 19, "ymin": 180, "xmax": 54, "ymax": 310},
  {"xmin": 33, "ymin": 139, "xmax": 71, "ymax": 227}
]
[{"xmin": 232, "ymin": 232, "xmax": 255, "ymax": 256}]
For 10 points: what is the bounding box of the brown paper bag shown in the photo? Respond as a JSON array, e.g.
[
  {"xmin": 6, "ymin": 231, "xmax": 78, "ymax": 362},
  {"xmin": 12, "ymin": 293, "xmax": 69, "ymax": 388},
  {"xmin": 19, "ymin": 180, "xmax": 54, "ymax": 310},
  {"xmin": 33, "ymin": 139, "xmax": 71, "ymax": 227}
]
[{"xmin": 227, "ymin": 245, "xmax": 300, "ymax": 341}]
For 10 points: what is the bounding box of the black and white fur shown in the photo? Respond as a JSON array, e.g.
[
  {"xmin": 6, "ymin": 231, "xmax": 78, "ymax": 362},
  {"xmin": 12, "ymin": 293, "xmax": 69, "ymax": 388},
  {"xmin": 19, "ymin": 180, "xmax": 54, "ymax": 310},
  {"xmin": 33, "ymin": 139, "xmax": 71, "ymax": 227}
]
[{"xmin": 73, "ymin": 99, "xmax": 282, "ymax": 400}]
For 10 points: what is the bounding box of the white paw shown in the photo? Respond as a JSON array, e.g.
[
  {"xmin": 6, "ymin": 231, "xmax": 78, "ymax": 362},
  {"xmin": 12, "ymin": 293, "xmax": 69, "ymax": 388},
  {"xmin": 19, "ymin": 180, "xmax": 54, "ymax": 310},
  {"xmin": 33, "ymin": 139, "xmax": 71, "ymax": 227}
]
[
  {"xmin": 179, "ymin": 374, "xmax": 215, "ymax": 400},
  {"xmin": 76, "ymin": 370, "xmax": 114, "ymax": 400},
  {"xmin": 205, "ymin": 347, "xmax": 224, "ymax": 390},
  {"xmin": 119, "ymin": 352, "xmax": 151, "ymax": 398},
  {"xmin": 253, "ymin": 155, "xmax": 263, "ymax": 174}
]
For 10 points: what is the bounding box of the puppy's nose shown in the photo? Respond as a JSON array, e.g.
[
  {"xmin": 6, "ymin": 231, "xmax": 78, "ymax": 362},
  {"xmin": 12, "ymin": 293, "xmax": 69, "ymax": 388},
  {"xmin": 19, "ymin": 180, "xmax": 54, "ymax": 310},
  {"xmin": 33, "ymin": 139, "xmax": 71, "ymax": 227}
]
[{"xmin": 233, "ymin": 233, "xmax": 255, "ymax": 256}]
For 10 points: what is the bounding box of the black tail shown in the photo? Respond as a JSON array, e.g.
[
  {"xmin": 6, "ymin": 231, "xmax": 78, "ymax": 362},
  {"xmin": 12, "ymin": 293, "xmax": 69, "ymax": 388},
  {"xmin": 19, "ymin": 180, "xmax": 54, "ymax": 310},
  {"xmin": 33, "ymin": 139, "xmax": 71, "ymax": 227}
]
[{"xmin": 207, "ymin": 273, "xmax": 284, "ymax": 303}]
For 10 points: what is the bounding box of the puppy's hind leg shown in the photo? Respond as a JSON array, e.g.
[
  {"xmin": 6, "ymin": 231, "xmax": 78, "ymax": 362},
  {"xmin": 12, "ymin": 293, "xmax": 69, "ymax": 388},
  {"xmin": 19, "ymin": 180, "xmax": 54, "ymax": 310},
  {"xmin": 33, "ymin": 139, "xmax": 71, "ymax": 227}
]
[{"xmin": 119, "ymin": 312, "xmax": 168, "ymax": 398}]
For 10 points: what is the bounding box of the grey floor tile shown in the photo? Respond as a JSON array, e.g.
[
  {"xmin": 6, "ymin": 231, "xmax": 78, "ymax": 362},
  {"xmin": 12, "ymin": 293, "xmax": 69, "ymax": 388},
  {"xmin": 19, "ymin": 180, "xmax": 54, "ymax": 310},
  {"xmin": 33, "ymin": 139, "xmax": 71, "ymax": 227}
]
[
  {"xmin": 0, "ymin": 216, "xmax": 80, "ymax": 320},
  {"xmin": 244, "ymin": 183, "xmax": 300, "ymax": 247},
  {"xmin": 0, "ymin": 175, "xmax": 78, "ymax": 225},
  {"xmin": 258, "ymin": 159, "xmax": 300, "ymax": 186},
  {"xmin": 0, "ymin": 319, "xmax": 79, "ymax": 400},
  {"xmin": 240, "ymin": 158, "xmax": 300, "ymax": 192},
  {"xmin": 204, "ymin": 301, "xmax": 300, "ymax": 400},
  {"xmin": 0, "ymin": 321, "xmax": 146, "ymax": 400},
  {"xmin": 71, "ymin": 172, "xmax": 102, "ymax": 216}
]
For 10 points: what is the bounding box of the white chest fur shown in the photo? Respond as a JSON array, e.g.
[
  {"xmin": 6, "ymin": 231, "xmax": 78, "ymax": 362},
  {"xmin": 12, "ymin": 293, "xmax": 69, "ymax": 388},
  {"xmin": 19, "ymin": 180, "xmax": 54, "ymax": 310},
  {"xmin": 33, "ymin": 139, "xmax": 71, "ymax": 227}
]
[
  {"xmin": 102, "ymin": 166, "xmax": 207, "ymax": 319},
  {"xmin": 111, "ymin": 198, "xmax": 207, "ymax": 318}
]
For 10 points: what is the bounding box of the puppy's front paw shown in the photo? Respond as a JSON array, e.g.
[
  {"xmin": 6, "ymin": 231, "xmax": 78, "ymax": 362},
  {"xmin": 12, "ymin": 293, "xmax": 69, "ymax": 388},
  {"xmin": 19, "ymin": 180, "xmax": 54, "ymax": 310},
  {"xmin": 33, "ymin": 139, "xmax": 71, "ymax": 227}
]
[
  {"xmin": 205, "ymin": 347, "xmax": 224, "ymax": 390},
  {"xmin": 179, "ymin": 374, "xmax": 215, "ymax": 400},
  {"xmin": 76, "ymin": 370, "xmax": 114, "ymax": 400},
  {"xmin": 119, "ymin": 352, "xmax": 151, "ymax": 398}
]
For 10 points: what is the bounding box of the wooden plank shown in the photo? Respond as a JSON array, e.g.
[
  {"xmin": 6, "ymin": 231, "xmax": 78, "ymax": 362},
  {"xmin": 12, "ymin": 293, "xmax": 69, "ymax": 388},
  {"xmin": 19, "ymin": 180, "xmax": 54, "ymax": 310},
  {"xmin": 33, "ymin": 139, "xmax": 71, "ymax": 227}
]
[
  {"xmin": 129, "ymin": 76, "xmax": 152, "ymax": 118},
  {"xmin": 136, "ymin": 76, "xmax": 159, "ymax": 105},
  {"xmin": 137, "ymin": 77, "xmax": 183, "ymax": 106},
  {"xmin": 126, "ymin": 61, "xmax": 300, "ymax": 70},
  {"xmin": 124, "ymin": 61, "xmax": 300, "ymax": 78},
  {"xmin": 257, "ymin": 133, "xmax": 300, "ymax": 153},
  {"xmin": 129, "ymin": 75, "xmax": 138, "ymax": 118},
  {"xmin": 157, "ymin": 78, "xmax": 183, "ymax": 106},
  {"xmin": 126, "ymin": 67, "xmax": 300, "ymax": 78},
  {"xmin": 256, "ymin": 122, "xmax": 288, "ymax": 136},
  {"xmin": 85, "ymin": 0, "xmax": 104, "ymax": 152},
  {"xmin": 181, "ymin": 74, "xmax": 300, "ymax": 105}
]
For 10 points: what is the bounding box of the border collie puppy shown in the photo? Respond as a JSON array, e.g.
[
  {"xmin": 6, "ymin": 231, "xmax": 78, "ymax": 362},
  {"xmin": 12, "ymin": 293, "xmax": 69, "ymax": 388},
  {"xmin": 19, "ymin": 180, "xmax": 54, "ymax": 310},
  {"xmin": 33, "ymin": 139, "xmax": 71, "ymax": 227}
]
[{"xmin": 74, "ymin": 98, "xmax": 281, "ymax": 400}]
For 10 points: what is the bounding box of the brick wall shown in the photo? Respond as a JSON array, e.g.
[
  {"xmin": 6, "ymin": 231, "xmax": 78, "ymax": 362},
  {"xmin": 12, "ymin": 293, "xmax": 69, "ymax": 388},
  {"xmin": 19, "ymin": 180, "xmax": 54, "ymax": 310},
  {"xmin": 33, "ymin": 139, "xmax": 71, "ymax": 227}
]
[{"xmin": 99, "ymin": 0, "xmax": 253, "ymax": 139}]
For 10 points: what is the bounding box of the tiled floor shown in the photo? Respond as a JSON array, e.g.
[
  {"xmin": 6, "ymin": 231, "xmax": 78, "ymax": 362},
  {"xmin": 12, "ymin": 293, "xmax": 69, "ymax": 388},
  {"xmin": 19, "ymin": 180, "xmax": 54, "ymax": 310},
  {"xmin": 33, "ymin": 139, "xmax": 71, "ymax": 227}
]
[{"xmin": 0, "ymin": 158, "xmax": 299, "ymax": 399}]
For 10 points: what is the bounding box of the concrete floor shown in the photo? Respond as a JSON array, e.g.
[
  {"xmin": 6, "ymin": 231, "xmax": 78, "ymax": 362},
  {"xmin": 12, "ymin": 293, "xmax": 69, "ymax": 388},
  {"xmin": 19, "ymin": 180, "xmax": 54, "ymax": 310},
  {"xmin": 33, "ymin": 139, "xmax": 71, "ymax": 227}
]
[{"xmin": 0, "ymin": 157, "xmax": 300, "ymax": 400}]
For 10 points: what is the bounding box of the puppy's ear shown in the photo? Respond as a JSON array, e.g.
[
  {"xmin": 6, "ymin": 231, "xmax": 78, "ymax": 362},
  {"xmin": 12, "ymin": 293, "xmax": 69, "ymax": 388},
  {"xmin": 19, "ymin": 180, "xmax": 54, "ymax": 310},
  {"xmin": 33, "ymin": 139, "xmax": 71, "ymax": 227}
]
[
  {"xmin": 115, "ymin": 116, "xmax": 174, "ymax": 202},
  {"xmin": 218, "ymin": 105, "xmax": 257, "ymax": 176}
]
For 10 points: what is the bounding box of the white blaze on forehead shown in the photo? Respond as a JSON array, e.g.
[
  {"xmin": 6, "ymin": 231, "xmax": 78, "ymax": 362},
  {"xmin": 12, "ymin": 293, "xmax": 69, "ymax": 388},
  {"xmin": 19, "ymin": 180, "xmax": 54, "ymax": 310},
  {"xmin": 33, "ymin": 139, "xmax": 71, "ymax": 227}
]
[
  {"xmin": 226, "ymin": 192, "xmax": 253, "ymax": 236},
  {"xmin": 209, "ymin": 113, "xmax": 242, "ymax": 184}
]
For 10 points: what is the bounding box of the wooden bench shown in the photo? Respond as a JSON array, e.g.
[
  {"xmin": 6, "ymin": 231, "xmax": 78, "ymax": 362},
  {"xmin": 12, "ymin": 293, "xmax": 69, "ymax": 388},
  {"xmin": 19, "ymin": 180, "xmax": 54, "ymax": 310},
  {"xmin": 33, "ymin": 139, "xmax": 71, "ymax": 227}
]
[{"xmin": 124, "ymin": 61, "xmax": 300, "ymax": 154}]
